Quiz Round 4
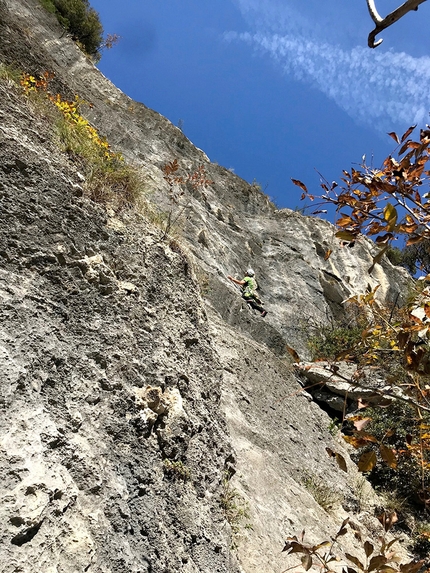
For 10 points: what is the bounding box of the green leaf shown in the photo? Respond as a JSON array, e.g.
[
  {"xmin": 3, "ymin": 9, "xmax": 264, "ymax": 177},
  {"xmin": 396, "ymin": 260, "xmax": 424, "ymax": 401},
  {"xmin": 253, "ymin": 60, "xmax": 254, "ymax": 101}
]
[{"xmin": 301, "ymin": 554, "xmax": 313, "ymax": 571}]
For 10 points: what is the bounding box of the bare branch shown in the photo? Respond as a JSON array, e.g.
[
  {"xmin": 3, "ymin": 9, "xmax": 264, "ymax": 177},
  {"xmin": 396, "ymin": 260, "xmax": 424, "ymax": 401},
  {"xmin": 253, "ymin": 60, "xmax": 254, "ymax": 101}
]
[
  {"xmin": 366, "ymin": 0, "xmax": 383, "ymax": 24},
  {"xmin": 366, "ymin": 0, "xmax": 427, "ymax": 48}
]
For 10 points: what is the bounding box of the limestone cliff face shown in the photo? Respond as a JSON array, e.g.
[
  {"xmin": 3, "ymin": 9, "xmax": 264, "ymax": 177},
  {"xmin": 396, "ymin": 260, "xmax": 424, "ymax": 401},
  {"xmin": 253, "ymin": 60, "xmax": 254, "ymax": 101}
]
[{"xmin": 0, "ymin": 2, "xmax": 413, "ymax": 573}]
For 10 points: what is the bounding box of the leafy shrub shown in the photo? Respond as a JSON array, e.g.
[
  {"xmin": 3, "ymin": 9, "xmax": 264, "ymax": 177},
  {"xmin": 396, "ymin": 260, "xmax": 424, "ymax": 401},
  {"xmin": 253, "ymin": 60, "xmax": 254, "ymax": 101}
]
[
  {"xmin": 39, "ymin": 0, "xmax": 104, "ymax": 61},
  {"xmin": 307, "ymin": 322, "xmax": 364, "ymax": 361},
  {"xmin": 55, "ymin": 108, "xmax": 144, "ymax": 210},
  {"xmin": 357, "ymin": 401, "xmax": 430, "ymax": 512},
  {"xmin": 283, "ymin": 517, "xmax": 425, "ymax": 573}
]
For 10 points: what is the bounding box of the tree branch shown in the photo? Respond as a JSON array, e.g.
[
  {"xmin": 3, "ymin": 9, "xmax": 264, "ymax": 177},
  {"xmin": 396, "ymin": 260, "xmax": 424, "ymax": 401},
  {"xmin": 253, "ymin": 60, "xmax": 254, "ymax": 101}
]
[{"xmin": 366, "ymin": 0, "xmax": 427, "ymax": 48}]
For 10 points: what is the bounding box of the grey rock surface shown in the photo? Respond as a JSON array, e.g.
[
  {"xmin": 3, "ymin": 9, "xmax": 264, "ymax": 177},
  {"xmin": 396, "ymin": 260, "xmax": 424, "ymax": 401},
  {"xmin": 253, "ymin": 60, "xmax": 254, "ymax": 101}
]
[
  {"xmin": 0, "ymin": 80, "xmax": 239, "ymax": 573},
  {"xmin": 0, "ymin": 1, "xmax": 415, "ymax": 572}
]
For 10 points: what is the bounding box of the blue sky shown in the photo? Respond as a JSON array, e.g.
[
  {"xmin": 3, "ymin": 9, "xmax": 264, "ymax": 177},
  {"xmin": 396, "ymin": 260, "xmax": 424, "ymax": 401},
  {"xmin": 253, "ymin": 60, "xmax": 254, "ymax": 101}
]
[{"xmin": 90, "ymin": 0, "xmax": 430, "ymax": 212}]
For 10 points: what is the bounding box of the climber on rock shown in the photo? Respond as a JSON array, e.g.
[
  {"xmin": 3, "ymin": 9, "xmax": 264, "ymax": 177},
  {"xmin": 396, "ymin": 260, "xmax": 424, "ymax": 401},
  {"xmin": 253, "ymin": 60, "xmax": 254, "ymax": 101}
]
[{"xmin": 227, "ymin": 268, "xmax": 267, "ymax": 317}]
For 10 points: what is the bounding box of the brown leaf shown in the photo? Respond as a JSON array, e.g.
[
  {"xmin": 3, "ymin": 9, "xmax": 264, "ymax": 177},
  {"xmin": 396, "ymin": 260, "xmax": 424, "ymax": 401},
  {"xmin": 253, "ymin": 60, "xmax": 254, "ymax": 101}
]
[
  {"xmin": 324, "ymin": 249, "xmax": 332, "ymax": 261},
  {"xmin": 337, "ymin": 216, "xmax": 354, "ymax": 227},
  {"xmin": 387, "ymin": 132, "xmax": 400, "ymax": 144},
  {"xmin": 399, "ymin": 140, "xmax": 411, "ymax": 155},
  {"xmin": 407, "ymin": 141, "xmax": 421, "ymax": 149},
  {"xmin": 368, "ymin": 555, "xmax": 387, "ymax": 572},
  {"xmin": 377, "ymin": 511, "xmax": 398, "ymax": 532},
  {"xmin": 400, "ymin": 559, "xmax": 425, "ymax": 573},
  {"xmin": 355, "ymin": 430, "xmax": 379, "ymax": 443},
  {"xmin": 369, "ymin": 245, "xmax": 388, "ymax": 274},
  {"xmin": 363, "ymin": 541, "xmax": 374, "ymax": 558},
  {"xmin": 375, "ymin": 233, "xmax": 393, "ymax": 244},
  {"xmin": 397, "ymin": 331, "xmax": 409, "ymax": 349},
  {"xmin": 401, "ymin": 124, "xmax": 417, "ymax": 143},
  {"xmin": 424, "ymin": 303, "xmax": 430, "ymax": 320},
  {"xmin": 282, "ymin": 539, "xmax": 306, "ymax": 554},
  {"xmin": 357, "ymin": 450, "xmax": 377, "ymax": 472},
  {"xmin": 326, "ymin": 447, "xmax": 336, "ymax": 458},
  {"xmin": 343, "ymin": 435, "xmax": 370, "ymax": 449},
  {"xmin": 311, "ymin": 541, "xmax": 330, "ymax": 551},
  {"xmin": 335, "ymin": 452, "xmax": 348, "ymax": 472},
  {"xmin": 334, "ymin": 518, "xmax": 350, "ymax": 539},
  {"xmin": 380, "ymin": 445, "xmax": 397, "ymax": 469},
  {"xmin": 345, "ymin": 553, "xmax": 364, "ymax": 571},
  {"xmin": 291, "ymin": 178, "xmax": 308, "ymax": 193},
  {"xmin": 286, "ymin": 346, "xmax": 301, "ymax": 363}
]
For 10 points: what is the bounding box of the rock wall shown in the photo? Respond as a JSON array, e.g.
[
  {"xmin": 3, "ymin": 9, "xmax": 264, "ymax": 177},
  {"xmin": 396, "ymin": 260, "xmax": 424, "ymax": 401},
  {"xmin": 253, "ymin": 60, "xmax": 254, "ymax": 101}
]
[
  {"xmin": 0, "ymin": 78, "xmax": 240, "ymax": 572},
  {"xmin": 0, "ymin": 1, "xmax": 414, "ymax": 573}
]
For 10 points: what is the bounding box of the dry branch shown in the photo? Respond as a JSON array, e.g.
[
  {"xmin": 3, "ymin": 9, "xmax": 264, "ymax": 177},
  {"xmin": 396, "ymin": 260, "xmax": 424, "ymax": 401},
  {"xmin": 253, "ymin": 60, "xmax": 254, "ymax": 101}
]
[{"xmin": 366, "ymin": 0, "xmax": 427, "ymax": 47}]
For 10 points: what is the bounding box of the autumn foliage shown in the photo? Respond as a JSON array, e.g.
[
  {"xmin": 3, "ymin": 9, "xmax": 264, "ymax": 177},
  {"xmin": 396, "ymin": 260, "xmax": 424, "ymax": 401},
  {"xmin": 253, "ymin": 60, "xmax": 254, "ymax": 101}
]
[
  {"xmin": 293, "ymin": 124, "xmax": 430, "ymax": 269},
  {"xmin": 290, "ymin": 125, "xmax": 430, "ymax": 562}
]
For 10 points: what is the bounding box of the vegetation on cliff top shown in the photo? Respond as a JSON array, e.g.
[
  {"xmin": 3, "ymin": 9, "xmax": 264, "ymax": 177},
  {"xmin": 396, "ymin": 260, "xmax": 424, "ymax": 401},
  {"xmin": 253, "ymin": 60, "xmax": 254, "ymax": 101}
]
[{"xmin": 38, "ymin": 0, "xmax": 118, "ymax": 61}]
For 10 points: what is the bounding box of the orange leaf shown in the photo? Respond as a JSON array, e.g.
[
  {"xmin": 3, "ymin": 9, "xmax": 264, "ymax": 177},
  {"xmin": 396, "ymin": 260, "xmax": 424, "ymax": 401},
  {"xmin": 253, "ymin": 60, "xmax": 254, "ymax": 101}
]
[
  {"xmin": 407, "ymin": 141, "xmax": 421, "ymax": 149},
  {"xmin": 286, "ymin": 345, "xmax": 301, "ymax": 363},
  {"xmin": 406, "ymin": 235, "xmax": 423, "ymax": 246},
  {"xmin": 337, "ymin": 216, "xmax": 354, "ymax": 227},
  {"xmin": 343, "ymin": 436, "xmax": 369, "ymax": 449}
]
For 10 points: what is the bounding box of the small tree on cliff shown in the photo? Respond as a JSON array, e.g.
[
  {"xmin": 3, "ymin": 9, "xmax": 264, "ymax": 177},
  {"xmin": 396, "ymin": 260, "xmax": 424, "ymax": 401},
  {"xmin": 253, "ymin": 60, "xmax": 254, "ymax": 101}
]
[{"xmin": 39, "ymin": 0, "xmax": 116, "ymax": 61}]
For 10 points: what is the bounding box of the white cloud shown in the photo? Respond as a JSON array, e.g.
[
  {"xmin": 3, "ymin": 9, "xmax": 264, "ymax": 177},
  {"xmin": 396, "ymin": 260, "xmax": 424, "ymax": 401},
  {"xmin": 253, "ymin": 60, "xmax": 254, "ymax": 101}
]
[{"xmin": 227, "ymin": 0, "xmax": 430, "ymax": 131}]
